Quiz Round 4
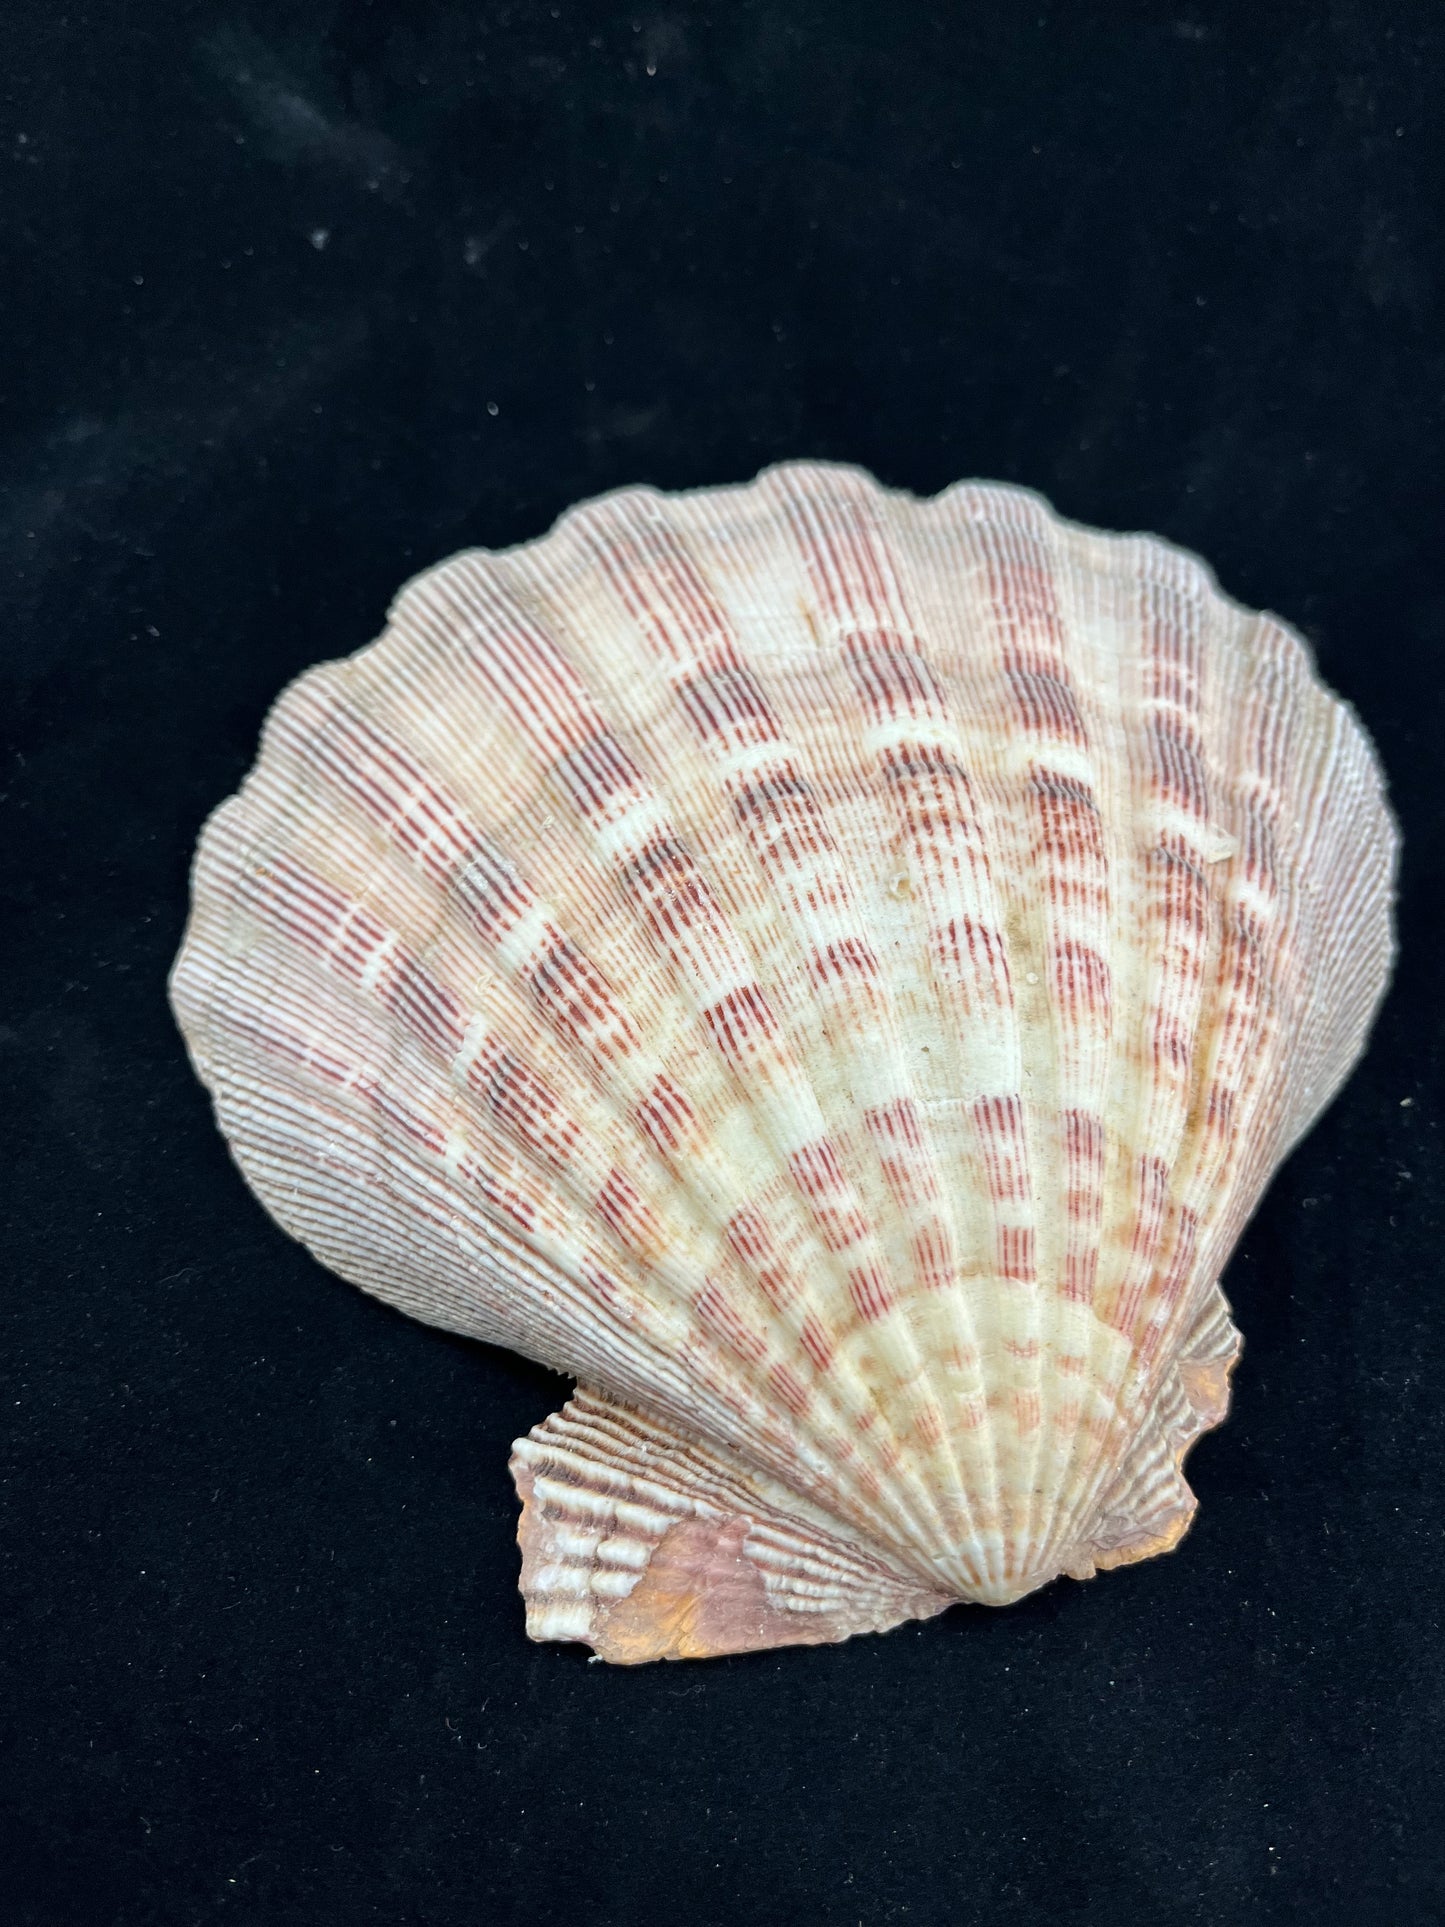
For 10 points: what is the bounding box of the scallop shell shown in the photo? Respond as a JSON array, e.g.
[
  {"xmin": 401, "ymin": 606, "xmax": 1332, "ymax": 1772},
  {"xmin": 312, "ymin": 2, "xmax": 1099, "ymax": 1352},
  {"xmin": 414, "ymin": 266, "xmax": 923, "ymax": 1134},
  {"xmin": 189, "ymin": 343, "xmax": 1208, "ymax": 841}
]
[{"xmin": 170, "ymin": 463, "xmax": 1396, "ymax": 1662}]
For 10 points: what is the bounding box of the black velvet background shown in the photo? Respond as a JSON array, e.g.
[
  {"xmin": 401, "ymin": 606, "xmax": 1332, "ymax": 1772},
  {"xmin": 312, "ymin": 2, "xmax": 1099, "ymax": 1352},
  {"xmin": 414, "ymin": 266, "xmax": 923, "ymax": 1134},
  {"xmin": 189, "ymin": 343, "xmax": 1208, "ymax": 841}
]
[{"xmin": 4, "ymin": 4, "xmax": 1444, "ymax": 1922}]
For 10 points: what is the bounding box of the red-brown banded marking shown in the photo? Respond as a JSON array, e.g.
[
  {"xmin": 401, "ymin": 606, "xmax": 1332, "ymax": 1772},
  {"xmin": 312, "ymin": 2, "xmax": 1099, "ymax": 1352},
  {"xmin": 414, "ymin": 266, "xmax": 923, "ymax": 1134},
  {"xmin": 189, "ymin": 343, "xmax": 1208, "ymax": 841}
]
[
  {"xmin": 927, "ymin": 914, "xmax": 1010, "ymax": 1009},
  {"xmin": 550, "ymin": 728, "xmax": 651, "ymax": 826},
  {"xmin": 356, "ymin": 566, "xmax": 866, "ymax": 1372},
  {"xmin": 1049, "ymin": 939, "xmax": 1111, "ymax": 1025},
  {"xmin": 694, "ymin": 1279, "xmax": 772, "ymax": 1367},
  {"xmin": 844, "ymin": 629, "xmax": 949, "ymax": 722},
  {"xmin": 573, "ymin": 506, "xmax": 888, "ymax": 1042},
  {"xmin": 1240, "ymin": 791, "xmax": 1281, "ymax": 896},
  {"xmin": 280, "ymin": 687, "xmax": 838, "ymax": 1369},
  {"xmin": 1042, "ymin": 567, "xmax": 1231, "ymax": 1575},
  {"xmin": 765, "ymin": 465, "xmax": 915, "ymax": 647},
  {"xmin": 723, "ymin": 1208, "xmax": 800, "ymax": 1313},
  {"xmin": 277, "ymin": 688, "xmax": 645, "ymax": 1071},
  {"xmin": 592, "ymin": 1164, "xmax": 661, "ymax": 1253},
  {"xmin": 298, "ymin": 717, "xmax": 434, "ymax": 907},
  {"xmin": 1135, "ymin": 1203, "xmax": 1200, "ymax": 1368},
  {"xmin": 1022, "ymin": 752, "xmax": 1113, "ymax": 1349},
  {"xmin": 406, "ymin": 558, "xmax": 609, "ymax": 765},
  {"xmin": 1196, "ymin": 899, "xmax": 1267, "ymax": 1169},
  {"xmin": 1129, "ymin": 633, "xmax": 1310, "ymax": 1396},
  {"xmin": 975, "ymin": 515, "xmax": 1087, "ymax": 748},
  {"xmin": 910, "ymin": 1223, "xmax": 958, "ymax": 1295},
  {"xmin": 787, "ymin": 1138, "xmax": 870, "ymax": 1253},
  {"xmin": 575, "ymin": 1256, "xmax": 634, "ymax": 1324},
  {"xmin": 974, "ymin": 1094, "xmax": 1040, "ymax": 1302},
  {"xmin": 1006, "ymin": 663, "xmax": 1087, "ymax": 745},
  {"xmin": 610, "ymin": 829, "xmax": 719, "ymax": 946},
  {"xmin": 863, "ymin": 1101, "xmax": 961, "ymax": 1298},
  {"xmin": 545, "ymin": 651, "xmax": 920, "ymax": 1432},
  {"xmin": 547, "ymin": 707, "xmax": 796, "ymax": 1134},
  {"xmin": 460, "ymin": 1035, "xmax": 588, "ymax": 1180},
  {"xmin": 679, "ymin": 663, "xmax": 782, "ymax": 753},
  {"xmin": 215, "ymin": 995, "xmax": 373, "ymax": 1105},
  {"xmin": 576, "ymin": 502, "xmax": 946, "ymax": 1374},
  {"xmin": 1147, "ymin": 711, "xmax": 1210, "ymax": 818},
  {"xmin": 468, "ymin": 1161, "xmax": 542, "ymax": 1240},
  {"xmin": 631, "ymin": 1069, "xmax": 696, "ymax": 1160},
  {"xmin": 568, "ymin": 494, "xmax": 996, "ymax": 1556},
  {"xmin": 731, "ymin": 766, "xmax": 836, "ymax": 882},
  {"xmin": 1130, "ymin": 1153, "xmax": 1174, "ymax": 1263},
  {"xmin": 1095, "ymin": 567, "xmax": 1219, "ymax": 1345},
  {"xmin": 799, "ymin": 1314, "xmax": 836, "ymax": 1372},
  {"xmin": 1146, "ymin": 843, "xmax": 1211, "ymax": 1071},
  {"xmin": 769, "ymin": 478, "xmax": 1004, "ymax": 987},
  {"xmin": 910, "ymin": 1402, "xmax": 947, "ymax": 1451},
  {"xmin": 279, "ymin": 691, "xmax": 484, "ymax": 892},
  {"xmin": 766, "ymin": 480, "xmax": 1019, "ymax": 1235},
  {"xmin": 281, "ymin": 683, "xmax": 797, "ymax": 1330},
  {"xmin": 244, "ymin": 855, "xmax": 467, "ymax": 1061},
  {"xmin": 1060, "ymin": 1109, "xmax": 1106, "ymax": 1303},
  {"xmin": 712, "ymin": 1198, "xmax": 884, "ymax": 1466},
  {"xmin": 212, "ymin": 971, "xmax": 549, "ymax": 1243},
  {"xmin": 878, "ymin": 742, "xmax": 990, "ymax": 866},
  {"xmin": 575, "ymin": 500, "xmax": 739, "ymax": 673},
  {"xmin": 520, "ymin": 931, "xmax": 634, "ymax": 1063},
  {"xmin": 970, "ymin": 1094, "xmax": 1038, "ymax": 1292},
  {"xmin": 1032, "ymin": 759, "xmax": 1109, "ymax": 1333},
  {"xmin": 846, "ymin": 1262, "xmax": 897, "ymax": 1323},
  {"xmin": 864, "ymin": 1098, "xmax": 941, "ymax": 1210},
  {"xmin": 1139, "ymin": 579, "xmax": 1214, "ymax": 973},
  {"xmin": 770, "ymin": 470, "xmax": 1013, "ymax": 1555},
  {"xmin": 971, "ymin": 1094, "xmax": 1031, "ymax": 1205},
  {"xmin": 1110, "ymin": 1151, "xmax": 1175, "ymax": 1336},
  {"xmin": 981, "ymin": 518, "xmax": 1113, "ymax": 1498},
  {"xmin": 702, "ymin": 982, "xmax": 782, "ymax": 1067},
  {"xmin": 239, "ymin": 854, "xmax": 688, "ymax": 1276},
  {"xmin": 371, "ymin": 1082, "xmax": 450, "ymax": 1160},
  {"xmin": 722, "ymin": 1204, "xmax": 770, "ymax": 1268},
  {"xmin": 808, "ymin": 936, "xmax": 882, "ymax": 991},
  {"xmin": 721, "ymin": 1207, "xmax": 843, "ymax": 1371},
  {"xmin": 722, "ymin": 750, "xmax": 901, "ymax": 1136},
  {"xmin": 1049, "ymin": 960, "xmax": 1113, "ymax": 1317},
  {"xmin": 768, "ymin": 471, "xmax": 1025, "ymax": 1440},
  {"xmin": 766, "ymin": 1362, "xmax": 813, "ymax": 1419},
  {"xmin": 1029, "ymin": 768, "xmax": 1108, "ymax": 915},
  {"xmin": 996, "ymin": 1225, "xmax": 1037, "ymax": 1285},
  {"xmin": 1012, "ymin": 1388, "xmax": 1043, "ymax": 1437},
  {"xmin": 1182, "ymin": 793, "xmax": 1287, "ymax": 1239},
  {"xmin": 246, "ymin": 855, "xmax": 562, "ymax": 1170}
]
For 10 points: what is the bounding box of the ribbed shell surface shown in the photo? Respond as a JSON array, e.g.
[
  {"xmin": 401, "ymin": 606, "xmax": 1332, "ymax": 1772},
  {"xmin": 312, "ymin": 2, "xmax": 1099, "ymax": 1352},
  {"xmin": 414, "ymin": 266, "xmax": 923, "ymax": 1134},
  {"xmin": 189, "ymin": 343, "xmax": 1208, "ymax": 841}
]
[{"xmin": 170, "ymin": 464, "xmax": 1396, "ymax": 1660}]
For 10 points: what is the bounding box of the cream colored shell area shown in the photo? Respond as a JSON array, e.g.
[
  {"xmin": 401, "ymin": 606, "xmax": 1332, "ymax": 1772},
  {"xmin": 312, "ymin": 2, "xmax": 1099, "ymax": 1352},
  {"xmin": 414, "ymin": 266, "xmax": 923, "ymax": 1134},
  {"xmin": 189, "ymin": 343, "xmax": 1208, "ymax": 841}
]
[{"xmin": 170, "ymin": 463, "xmax": 1396, "ymax": 1644}]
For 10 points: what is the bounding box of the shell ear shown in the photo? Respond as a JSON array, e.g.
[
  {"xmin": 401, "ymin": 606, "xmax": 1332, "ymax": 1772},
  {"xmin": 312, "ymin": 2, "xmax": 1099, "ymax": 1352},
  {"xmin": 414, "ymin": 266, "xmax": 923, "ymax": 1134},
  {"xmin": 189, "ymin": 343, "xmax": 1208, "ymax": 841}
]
[
  {"xmin": 1065, "ymin": 1288, "xmax": 1242, "ymax": 1580},
  {"xmin": 509, "ymin": 1392, "xmax": 954, "ymax": 1661}
]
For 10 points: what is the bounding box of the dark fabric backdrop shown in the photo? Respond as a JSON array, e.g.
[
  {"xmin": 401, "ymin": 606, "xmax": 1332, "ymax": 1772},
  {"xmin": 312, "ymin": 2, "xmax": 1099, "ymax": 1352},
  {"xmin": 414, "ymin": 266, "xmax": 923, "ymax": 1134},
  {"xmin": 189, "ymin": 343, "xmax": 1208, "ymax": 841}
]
[{"xmin": 4, "ymin": 3, "xmax": 1443, "ymax": 1923}]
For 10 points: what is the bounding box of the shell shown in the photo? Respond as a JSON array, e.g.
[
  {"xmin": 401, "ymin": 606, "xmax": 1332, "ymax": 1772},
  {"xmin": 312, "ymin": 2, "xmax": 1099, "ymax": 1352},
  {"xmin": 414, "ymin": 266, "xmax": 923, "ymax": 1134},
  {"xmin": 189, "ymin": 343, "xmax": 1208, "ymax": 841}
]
[{"xmin": 170, "ymin": 463, "xmax": 1396, "ymax": 1662}]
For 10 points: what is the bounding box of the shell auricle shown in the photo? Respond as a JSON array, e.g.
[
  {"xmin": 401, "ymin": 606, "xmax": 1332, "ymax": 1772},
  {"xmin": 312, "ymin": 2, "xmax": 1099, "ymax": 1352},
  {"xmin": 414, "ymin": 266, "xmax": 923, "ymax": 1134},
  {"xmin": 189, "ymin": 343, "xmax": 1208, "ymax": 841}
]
[{"xmin": 171, "ymin": 463, "xmax": 1396, "ymax": 1662}]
